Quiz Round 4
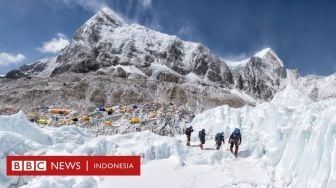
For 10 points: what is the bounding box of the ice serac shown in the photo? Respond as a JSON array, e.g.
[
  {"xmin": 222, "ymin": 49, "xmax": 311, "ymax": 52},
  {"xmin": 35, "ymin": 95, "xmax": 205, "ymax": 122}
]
[
  {"xmin": 191, "ymin": 85, "xmax": 336, "ymax": 188},
  {"xmin": 230, "ymin": 48, "xmax": 287, "ymax": 100},
  {"xmin": 296, "ymin": 73, "xmax": 336, "ymax": 101},
  {"xmin": 0, "ymin": 111, "xmax": 51, "ymax": 145}
]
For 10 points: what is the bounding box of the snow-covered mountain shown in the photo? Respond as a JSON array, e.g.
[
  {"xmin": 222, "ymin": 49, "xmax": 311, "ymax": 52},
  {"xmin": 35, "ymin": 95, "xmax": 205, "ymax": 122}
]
[
  {"xmin": 4, "ymin": 8, "xmax": 286, "ymax": 101},
  {"xmin": 3, "ymin": 7, "xmax": 336, "ymax": 109},
  {"xmin": 227, "ymin": 48, "xmax": 287, "ymax": 100},
  {"xmin": 7, "ymin": 8, "xmax": 232, "ymax": 87}
]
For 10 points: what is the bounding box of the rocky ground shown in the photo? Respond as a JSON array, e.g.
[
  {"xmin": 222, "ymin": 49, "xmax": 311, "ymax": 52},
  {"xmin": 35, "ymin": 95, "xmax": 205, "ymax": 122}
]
[{"xmin": 0, "ymin": 72, "xmax": 249, "ymax": 115}]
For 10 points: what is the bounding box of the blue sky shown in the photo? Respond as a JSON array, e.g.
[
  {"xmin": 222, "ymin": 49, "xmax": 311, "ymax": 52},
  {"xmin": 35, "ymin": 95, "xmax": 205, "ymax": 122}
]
[{"xmin": 0, "ymin": 0, "xmax": 335, "ymax": 76}]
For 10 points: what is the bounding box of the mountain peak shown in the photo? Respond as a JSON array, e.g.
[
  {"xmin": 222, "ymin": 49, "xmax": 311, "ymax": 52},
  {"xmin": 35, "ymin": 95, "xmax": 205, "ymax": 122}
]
[
  {"xmin": 254, "ymin": 48, "xmax": 272, "ymax": 58},
  {"xmin": 253, "ymin": 48, "xmax": 284, "ymax": 67},
  {"xmin": 99, "ymin": 7, "xmax": 125, "ymax": 23},
  {"xmin": 72, "ymin": 7, "xmax": 126, "ymax": 42},
  {"xmin": 87, "ymin": 6, "xmax": 126, "ymax": 27}
]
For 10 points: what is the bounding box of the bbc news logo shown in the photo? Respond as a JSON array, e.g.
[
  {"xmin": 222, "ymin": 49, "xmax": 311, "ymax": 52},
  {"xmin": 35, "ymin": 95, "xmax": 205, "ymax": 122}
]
[
  {"xmin": 12, "ymin": 160, "xmax": 47, "ymax": 171},
  {"xmin": 7, "ymin": 156, "xmax": 141, "ymax": 176}
]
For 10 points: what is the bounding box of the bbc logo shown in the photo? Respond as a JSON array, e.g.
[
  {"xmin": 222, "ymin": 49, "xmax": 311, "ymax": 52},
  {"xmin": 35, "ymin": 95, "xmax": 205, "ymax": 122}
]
[{"xmin": 12, "ymin": 160, "xmax": 47, "ymax": 171}]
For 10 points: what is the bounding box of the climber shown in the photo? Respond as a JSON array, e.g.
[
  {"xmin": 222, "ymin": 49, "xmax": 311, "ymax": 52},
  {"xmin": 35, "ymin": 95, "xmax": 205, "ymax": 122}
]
[
  {"xmin": 199, "ymin": 129, "xmax": 206, "ymax": 150},
  {"xmin": 185, "ymin": 126, "xmax": 193, "ymax": 146},
  {"xmin": 228, "ymin": 128, "xmax": 241, "ymax": 157},
  {"xmin": 215, "ymin": 132, "xmax": 225, "ymax": 150}
]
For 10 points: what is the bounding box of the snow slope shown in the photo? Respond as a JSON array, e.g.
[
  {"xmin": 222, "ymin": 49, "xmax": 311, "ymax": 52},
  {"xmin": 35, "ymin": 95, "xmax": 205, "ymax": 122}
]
[
  {"xmin": 224, "ymin": 58, "xmax": 250, "ymax": 69},
  {"xmin": 1, "ymin": 84, "xmax": 336, "ymax": 188}
]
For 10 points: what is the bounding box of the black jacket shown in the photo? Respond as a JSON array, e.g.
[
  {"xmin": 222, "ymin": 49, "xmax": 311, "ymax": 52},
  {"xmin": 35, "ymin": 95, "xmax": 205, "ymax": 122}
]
[
  {"xmin": 185, "ymin": 128, "xmax": 193, "ymax": 136},
  {"xmin": 215, "ymin": 133, "xmax": 225, "ymax": 143},
  {"xmin": 198, "ymin": 130, "xmax": 206, "ymax": 140},
  {"xmin": 229, "ymin": 133, "xmax": 241, "ymax": 145}
]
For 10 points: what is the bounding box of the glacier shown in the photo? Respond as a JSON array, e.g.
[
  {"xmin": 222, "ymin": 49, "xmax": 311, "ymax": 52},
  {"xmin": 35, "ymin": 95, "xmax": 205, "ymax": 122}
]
[{"xmin": 1, "ymin": 84, "xmax": 336, "ymax": 188}]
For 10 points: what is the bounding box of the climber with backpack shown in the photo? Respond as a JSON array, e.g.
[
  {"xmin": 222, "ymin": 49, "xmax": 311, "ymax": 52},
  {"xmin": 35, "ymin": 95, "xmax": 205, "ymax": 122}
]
[
  {"xmin": 199, "ymin": 129, "xmax": 206, "ymax": 150},
  {"xmin": 228, "ymin": 128, "xmax": 241, "ymax": 157},
  {"xmin": 185, "ymin": 126, "xmax": 194, "ymax": 146},
  {"xmin": 215, "ymin": 132, "xmax": 225, "ymax": 150}
]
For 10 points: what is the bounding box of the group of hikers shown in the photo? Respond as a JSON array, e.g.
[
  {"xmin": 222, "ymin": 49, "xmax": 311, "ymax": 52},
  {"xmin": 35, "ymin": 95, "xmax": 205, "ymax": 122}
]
[{"xmin": 185, "ymin": 126, "xmax": 242, "ymax": 157}]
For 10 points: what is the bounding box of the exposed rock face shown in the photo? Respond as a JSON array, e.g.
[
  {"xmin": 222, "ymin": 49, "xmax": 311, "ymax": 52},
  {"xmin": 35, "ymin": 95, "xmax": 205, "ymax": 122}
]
[
  {"xmin": 230, "ymin": 49, "xmax": 287, "ymax": 100},
  {"xmin": 5, "ymin": 69, "xmax": 25, "ymax": 79},
  {"xmin": 157, "ymin": 72, "xmax": 181, "ymax": 83},
  {"xmin": 5, "ymin": 58, "xmax": 54, "ymax": 79},
  {"xmin": 165, "ymin": 85, "xmax": 187, "ymax": 105},
  {"xmin": 0, "ymin": 73, "xmax": 248, "ymax": 112},
  {"xmin": 115, "ymin": 67, "xmax": 127, "ymax": 78},
  {"xmin": 89, "ymin": 89, "xmax": 106, "ymax": 106}
]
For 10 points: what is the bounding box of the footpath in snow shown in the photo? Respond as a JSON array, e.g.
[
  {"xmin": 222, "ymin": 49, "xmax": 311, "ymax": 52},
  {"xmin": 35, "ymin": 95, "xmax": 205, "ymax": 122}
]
[{"xmin": 99, "ymin": 138, "xmax": 272, "ymax": 188}]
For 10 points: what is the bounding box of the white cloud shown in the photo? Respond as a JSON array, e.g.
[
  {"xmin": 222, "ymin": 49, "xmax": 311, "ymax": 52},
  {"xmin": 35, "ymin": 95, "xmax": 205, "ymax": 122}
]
[
  {"xmin": 37, "ymin": 33, "xmax": 70, "ymax": 54},
  {"xmin": 141, "ymin": 0, "xmax": 152, "ymax": 9},
  {"xmin": 60, "ymin": 0, "xmax": 107, "ymax": 12},
  {"xmin": 222, "ymin": 52, "xmax": 250, "ymax": 61},
  {"xmin": 121, "ymin": 0, "xmax": 160, "ymax": 30},
  {"xmin": 59, "ymin": 0, "xmax": 158, "ymax": 29},
  {"xmin": 178, "ymin": 26, "xmax": 192, "ymax": 37},
  {"xmin": 0, "ymin": 52, "xmax": 26, "ymax": 66},
  {"xmin": 59, "ymin": 0, "xmax": 151, "ymax": 12}
]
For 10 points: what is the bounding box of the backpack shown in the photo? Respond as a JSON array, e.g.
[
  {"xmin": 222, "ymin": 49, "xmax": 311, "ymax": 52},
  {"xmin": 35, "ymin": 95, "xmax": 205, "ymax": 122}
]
[
  {"xmin": 185, "ymin": 127, "xmax": 193, "ymax": 135},
  {"xmin": 199, "ymin": 130, "xmax": 205, "ymax": 139},
  {"xmin": 231, "ymin": 128, "xmax": 241, "ymax": 141},
  {"xmin": 215, "ymin": 133, "xmax": 224, "ymax": 142}
]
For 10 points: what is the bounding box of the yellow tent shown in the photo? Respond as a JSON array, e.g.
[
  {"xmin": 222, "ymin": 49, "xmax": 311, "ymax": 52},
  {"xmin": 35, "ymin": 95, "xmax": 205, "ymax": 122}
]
[
  {"xmin": 130, "ymin": 117, "xmax": 140, "ymax": 124},
  {"xmin": 104, "ymin": 121, "xmax": 112, "ymax": 126},
  {"xmin": 104, "ymin": 107, "xmax": 113, "ymax": 112},
  {"xmin": 27, "ymin": 112, "xmax": 38, "ymax": 121},
  {"xmin": 37, "ymin": 119, "xmax": 48, "ymax": 125},
  {"xmin": 82, "ymin": 116, "xmax": 90, "ymax": 121}
]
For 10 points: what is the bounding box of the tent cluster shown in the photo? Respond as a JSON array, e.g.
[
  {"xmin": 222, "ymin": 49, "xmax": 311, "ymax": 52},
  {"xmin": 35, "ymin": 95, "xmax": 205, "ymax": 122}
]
[
  {"xmin": 27, "ymin": 108, "xmax": 93, "ymax": 126},
  {"xmin": 24, "ymin": 101, "xmax": 198, "ymax": 136}
]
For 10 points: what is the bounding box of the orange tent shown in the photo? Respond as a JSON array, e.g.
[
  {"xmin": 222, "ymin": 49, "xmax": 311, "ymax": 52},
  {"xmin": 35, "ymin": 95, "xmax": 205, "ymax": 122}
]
[{"xmin": 49, "ymin": 109, "xmax": 70, "ymax": 115}]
